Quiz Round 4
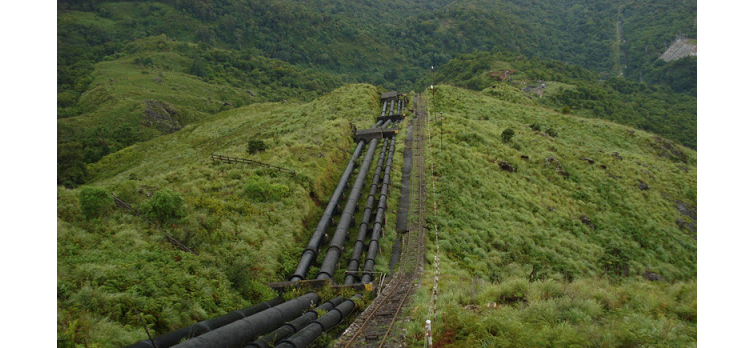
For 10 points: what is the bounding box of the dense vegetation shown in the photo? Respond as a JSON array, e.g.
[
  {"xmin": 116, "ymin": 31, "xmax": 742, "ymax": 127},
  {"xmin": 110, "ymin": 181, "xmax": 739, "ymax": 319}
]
[
  {"xmin": 403, "ymin": 85, "xmax": 696, "ymax": 346},
  {"xmin": 57, "ymin": 1, "xmax": 697, "ymax": 346},
  {"xmin": 422, "ymin": 51, "xmax": 696, "ymax": 149},
  {"xmin": 58, "ymin": 0, "xmax": 696, "ymax": 187},
  {"xmin": 57, "ymin": 85, "xmax": 409, "ymax": 346},
  {"xmin": 57, "ymin": 33, "xmax": 340, "ymax": 187}
]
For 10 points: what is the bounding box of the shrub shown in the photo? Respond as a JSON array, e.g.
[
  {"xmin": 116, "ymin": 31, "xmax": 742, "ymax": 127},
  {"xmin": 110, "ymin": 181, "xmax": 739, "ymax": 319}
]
[
  {"xmin": 529, "ymin": 122, "xmax": 542, "ymax": 132},
  {"xmin": 561, "ymin": 105, "xmax": 571, "ymax": 114},
  {"xmin": 78, "ymin": 186, "xmax": 113, "ymax": 219},
  {"xmin": 247, "ymin": 139, "xmax": 267, "ymax": 154},
  {"xmin": 545, "ymin": 128, "xmax": 559, "ymax": 137},
  {"xmin": 140, "ymin": 190, "xmax": 185, "ymax": 225},
  {"xmin": 501, "ymin": 128, "xmax": 515, "ymax": 143},
  {"xmin": 244, "ymin": 176, "xmax": 290, "ymax": 202}
]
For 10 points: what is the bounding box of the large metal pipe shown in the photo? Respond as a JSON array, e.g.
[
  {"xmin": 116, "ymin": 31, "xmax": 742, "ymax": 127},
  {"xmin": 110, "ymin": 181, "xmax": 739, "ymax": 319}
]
[
  {"xmin": 317, "ymin": 137, "xmax": 379, "ymax": 280},
  {"xmin": 343, "ymin": 138, "xmax": 389, "ymax": 285},
  {"xmin": 245, "ymin": 296, "xmax": 344, "ymax": 348},
  {"xmin": 381, "ymin": 101, "xmax": 387, "ymax": 117},
  {"xmin": 124, "ymin": 297, "xmax": 284, "ymax": 348},
  {"xmin": 361, "ymin": 136, "xmax": 397, "ymax": 284},
  {"xmin": 391, "ymin": 122, "xmax": 414, "ymax": 272},
  {"xmin": 275, "ymin": 295, "xmax": 361, "ymax": 348},
  {"xmin": 389, "ymin": 100, "xmax": 395, "ymax": 115},
  {"xmin": 171, "ymin": 293, "xmax": 320, "ymax": 348},
  {"xmin": 290, "ymin": 119, "xmax": 383, "ymax": 281}
]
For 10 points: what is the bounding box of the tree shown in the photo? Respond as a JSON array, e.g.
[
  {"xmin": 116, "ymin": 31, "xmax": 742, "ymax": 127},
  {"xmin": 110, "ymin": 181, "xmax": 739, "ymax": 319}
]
[
  {"xmin": 78, "ymin": 186, "xmax": 113, "ymax": 219},
  {"xmin": 247, "ymin": 139, "xmax": 267, "ymax": 154},
  {"xmin": 140, "ymin": 190, "xmax": 185, "ymax": 225},
  {"xmin": 500, "ymin": 128, "xmax": 515, "ymax": 143}
]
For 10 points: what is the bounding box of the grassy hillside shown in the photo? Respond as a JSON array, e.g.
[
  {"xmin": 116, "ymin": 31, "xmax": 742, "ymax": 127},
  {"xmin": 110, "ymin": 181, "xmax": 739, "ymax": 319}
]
[
  {"xmin": 57, "ymin": 35, "xmax": 341, "ymax": 187},
  {"xmin": 403, "ymin": 85, "xmax": 696, "ymax": 346},
  {"xmin": 422, "ymin": 51, "xmax": 696, "ymax": 149},
  {"xmin": 57, "ymin": 84, "xmax": 398, "ymax": 347}
]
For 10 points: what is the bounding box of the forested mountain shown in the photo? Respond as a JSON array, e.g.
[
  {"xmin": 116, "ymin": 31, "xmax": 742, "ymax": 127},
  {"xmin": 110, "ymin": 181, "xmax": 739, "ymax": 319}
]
[
  {"xmin": 58, "ymin": 0, "xmax": 696, "ymax": 187},
  {"xmin": 420, "ymin": 51, "xmax": 696, "ymax": 148}
]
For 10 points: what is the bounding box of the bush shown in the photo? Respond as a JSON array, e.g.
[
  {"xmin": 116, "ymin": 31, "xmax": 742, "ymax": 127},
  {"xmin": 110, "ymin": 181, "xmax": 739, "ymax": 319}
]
[
  {"xmin": 140, "ymin": 190, "xmax": 185, "ymax": 225},
  {"xmin": 244, "ymin": 176, "xmax": 289, "ymax": 202},
  {"xmin": 247, "ymin": 139, "xmax": 267, "ymax": 154},
  {"xmin": 545, "ymin": 128, "xmax": 559, "ymax": 137},
  {"xmin": 78, "ymin": 186, "xmax": 113, "ymax": 219},
  {"xmin": 561, "ymin": 105, "xmax": 571, "ymax": 114},
  {"xmin": 529, "ymin": 122, "xmax": 542, "ymax": 132},
  {"xmin": 501, "ymin": 128, "xmax": 515, "ymax": 143}
]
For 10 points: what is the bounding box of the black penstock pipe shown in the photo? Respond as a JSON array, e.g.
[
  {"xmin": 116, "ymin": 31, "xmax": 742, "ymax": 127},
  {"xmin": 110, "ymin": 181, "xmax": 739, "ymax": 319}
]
[
  {"xmin": 290, "ymin": 120, "xmax": 382, "ymax": 281},
  {"xmin": 291, "ymin": 134, "xmax": 372, "ymax": 281},
  {"xmin": 275, "ymin": 295, "xmax": 361, "ymax": 348},
  {"xmin": 395, "ymin": 122, "xmax": 414, "ymax": 234},
  {"xmin": 124, "ymin": 297, "xmax": 284, "ymax": 348},
  {"xmin": 246, "ymin": 296, "xmax": 344, "ymax": 348},
  {"xmin": 171, "ymin": 292, "xmax": 320, "ymax": 348},
  {"xmin": 317, "ymin": 137, "xmax": 379, "ymax": 280},
  {"xmin": 344, "ymin": 138, "xmax": 389, "ymax": 284},
  {"xmin": 361, "ymin": 136, "xmax": 397, "ymax": 284}
]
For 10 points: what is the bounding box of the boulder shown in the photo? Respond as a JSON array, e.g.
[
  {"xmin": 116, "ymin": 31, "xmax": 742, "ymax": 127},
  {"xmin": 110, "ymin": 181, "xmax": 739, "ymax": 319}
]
[
  {"xmin": 498, "ymin": 161, "xmax": 515, "ymax": 172},
  {"xmin": 643, "ymin": 271, "xmax": 663, "ymax": 282},
  {"xmin": 638, "ymin": 180, "xmax": 650, "ymax": 190}
]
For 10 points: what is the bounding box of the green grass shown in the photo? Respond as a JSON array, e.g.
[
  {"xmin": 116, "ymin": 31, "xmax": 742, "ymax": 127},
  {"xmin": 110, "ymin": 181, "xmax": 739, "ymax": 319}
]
[
  {"xmin": 402, "ymin": 85, "xmax": 696, "ymax": 347},
  {"xmin": 57, "ymin": 83, "xmax": 695, "ymax": 347},
  {"xmin": 57, "ymin": 84, "xmax": 392, "ymax": 346}
]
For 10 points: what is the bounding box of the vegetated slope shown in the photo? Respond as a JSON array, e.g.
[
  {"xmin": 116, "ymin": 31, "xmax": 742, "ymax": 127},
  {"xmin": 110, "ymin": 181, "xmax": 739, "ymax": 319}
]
[
  {"xmin": 57, "ymin": 34, "xmax": 340, "ymax": 187},
  {"xmin": 423, "ymin": 51, "xmax": 696, "ymax": 149},
  {"xmin": 57, "ymin": 84, "xmax": 387, "ymax": 347},
  {"xmin": 619, "ymin": 0, "xmax": 697, "ymax": 93},
  {"xmin": 58, "ymin": 0, "xmax": 695, "ymax": 96},
  {"xmin": 404, "ymin": 85, "xmax": 696, "ymax": 346}
]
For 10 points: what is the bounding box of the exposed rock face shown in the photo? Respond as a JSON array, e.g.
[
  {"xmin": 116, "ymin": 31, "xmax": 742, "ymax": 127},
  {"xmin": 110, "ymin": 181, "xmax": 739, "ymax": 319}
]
[
  {"xmin": 544, "ymin": 156, "xmax": 568, "ymax": 177},
  {"xmin": 660, "ymin": 38, "xmax": 697, "ymax": 62},
  {"xmin": 498, "ymin": 161, "xmax": 515, "ymax": 172},
  {"xmin": 651, "ymin": 136, "xmax": 688, "ymax": 164},
  {"xmin": 579, "ymin": 215, "xmax": 596, "ymax": 230},
  {"xmin": 142, "ymin": 100, "xmax": 182, "ymax": 133},
  {"xmin": 643, "ymin": 271, "xmax": 664, "ymax": 282},
  {"xmin": 638, "ymin": 180, "xmax": 650, "ymax": 190},
  {"xmin": 675, "ymin": 201, "xmax": 697, "ymax": 238}
]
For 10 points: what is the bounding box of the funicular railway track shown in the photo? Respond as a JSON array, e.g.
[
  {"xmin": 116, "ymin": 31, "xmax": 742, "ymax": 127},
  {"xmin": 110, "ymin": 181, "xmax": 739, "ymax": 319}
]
[{"xmin": 336, "ymin": 94, "xmax": 427, "ymax": 348}]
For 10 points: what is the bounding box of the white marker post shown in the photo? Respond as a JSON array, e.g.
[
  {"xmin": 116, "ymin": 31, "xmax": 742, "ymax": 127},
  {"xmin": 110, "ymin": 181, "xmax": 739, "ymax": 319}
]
[{"xmin": 426, "ymin": 320, "xmax": 433, "ymax": 348}]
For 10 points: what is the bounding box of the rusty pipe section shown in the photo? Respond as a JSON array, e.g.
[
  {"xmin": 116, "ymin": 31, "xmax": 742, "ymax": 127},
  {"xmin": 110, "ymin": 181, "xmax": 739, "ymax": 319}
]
[{"xmin": 171, "ymin": 292, "xmax": 319, "ymax": 348}]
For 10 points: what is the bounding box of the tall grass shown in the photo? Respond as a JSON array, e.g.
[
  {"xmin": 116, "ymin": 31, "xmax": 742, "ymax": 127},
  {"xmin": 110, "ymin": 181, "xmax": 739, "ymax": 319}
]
[{"xmin": 404, "ymin": 85, "xmax": 696, "ymax": 347}]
